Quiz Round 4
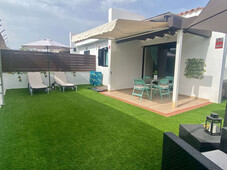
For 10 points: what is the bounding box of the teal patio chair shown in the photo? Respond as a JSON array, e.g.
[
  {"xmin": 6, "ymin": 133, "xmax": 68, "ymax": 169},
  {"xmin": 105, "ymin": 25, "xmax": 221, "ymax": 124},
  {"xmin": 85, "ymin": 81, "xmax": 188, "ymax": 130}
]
[
  {"xmin": 165, "ymin": 76, "xmax": 174, "ymax": 92},
  {"xmin": 143, "ymin": 76, "xmax": 152, "ymax": 84},
  {"xmin": 153, "ymin": 78, "xmax": 171, "ymax": 102},
  {"xmin": 132, "ymin": 79, "xmax": 151, "ymax": 102}
]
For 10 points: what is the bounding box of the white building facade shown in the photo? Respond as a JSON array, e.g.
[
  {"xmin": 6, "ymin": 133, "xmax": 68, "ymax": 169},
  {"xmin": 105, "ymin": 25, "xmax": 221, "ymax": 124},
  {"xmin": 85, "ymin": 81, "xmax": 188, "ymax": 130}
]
[
  {"xmin": 71, "ymin": 8, "xmax": 227, "ymax": 105},
  {"xmin": 70, "ymin": 8, "xmax": 145, "ymax": 87}
]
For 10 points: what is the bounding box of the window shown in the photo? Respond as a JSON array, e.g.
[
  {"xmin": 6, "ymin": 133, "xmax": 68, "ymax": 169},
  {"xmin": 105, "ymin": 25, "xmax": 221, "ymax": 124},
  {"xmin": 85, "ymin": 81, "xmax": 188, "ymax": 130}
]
[
  {"xmin": 98, "ymin": 47, "xmax": 108, "ymax": 67},
  {"xmin": 84, "ymin": 50, "xmax": 90, "ymax": 55}
]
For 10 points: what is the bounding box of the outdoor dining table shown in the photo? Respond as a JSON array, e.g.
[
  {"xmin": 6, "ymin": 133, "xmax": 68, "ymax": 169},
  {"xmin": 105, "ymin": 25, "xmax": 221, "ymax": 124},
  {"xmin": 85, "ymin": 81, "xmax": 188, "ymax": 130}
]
[{"xmin": 146, "ymin": 79, "xmax": 159, "ymax": 99}]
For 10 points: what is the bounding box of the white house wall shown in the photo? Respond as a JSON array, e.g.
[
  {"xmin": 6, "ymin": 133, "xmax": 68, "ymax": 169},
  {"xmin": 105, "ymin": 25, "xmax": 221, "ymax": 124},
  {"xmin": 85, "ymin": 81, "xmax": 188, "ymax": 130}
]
[
  {"xmin": 72, "ymin": 8, "xmax": 145, "ymax": 87},
  {"xmin": 223, "ymin": 56, "xmax": 227, "ymax": 80},
  {"xmin": 179, "ymin": 32, "xmax": 226, "ymax": 103},
  {"xmin": 108, "ymin": 8, "xmax": 145, "ymax": 22},
  {"xmin": 142, "ymin": 32, "xmax": 226, "ymax": 103},
  {"xmin": 74, "ymin": 40, "xmax": 110, "ymax": 86},
  {"xmin": 109, "ymin": 36, "xmax": 177, "ymax": 90},
  {"xmin": 110, "ymin": 40, "xmax": 143, "ymax": 90},
  {"xmin": 108, "ymin": 31, "xmax": 226, "ymax": 103}
]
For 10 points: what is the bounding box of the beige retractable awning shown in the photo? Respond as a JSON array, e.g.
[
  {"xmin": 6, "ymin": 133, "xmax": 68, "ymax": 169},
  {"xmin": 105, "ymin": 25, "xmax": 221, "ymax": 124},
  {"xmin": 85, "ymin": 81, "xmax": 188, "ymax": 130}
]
[{"xmin": 72, "ymin": 19, "xmax": 168, "ymax": 42}]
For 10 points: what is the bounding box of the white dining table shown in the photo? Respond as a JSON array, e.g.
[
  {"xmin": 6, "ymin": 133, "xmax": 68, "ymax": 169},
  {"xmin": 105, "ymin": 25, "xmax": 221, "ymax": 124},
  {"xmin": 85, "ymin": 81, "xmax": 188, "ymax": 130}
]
[{"xmin": 146, "ymin": 80, "xmax": 159, "ymax": 99}]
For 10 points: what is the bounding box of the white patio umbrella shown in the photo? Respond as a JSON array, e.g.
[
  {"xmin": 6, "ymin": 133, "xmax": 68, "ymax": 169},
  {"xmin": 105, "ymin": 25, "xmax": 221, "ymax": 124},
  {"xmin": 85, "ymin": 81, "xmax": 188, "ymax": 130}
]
[{"xmin": 22, "ymin": 38, "xmax": 69, "ymax": 87}]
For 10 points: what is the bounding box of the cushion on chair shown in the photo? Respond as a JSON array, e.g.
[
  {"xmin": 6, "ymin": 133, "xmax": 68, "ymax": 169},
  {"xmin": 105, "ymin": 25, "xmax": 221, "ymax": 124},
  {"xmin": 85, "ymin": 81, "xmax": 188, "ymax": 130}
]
[
  {"xmin": 202, "ymin": 150, "xmax": 227, "ymax": 170},
  {"xmin": 134, "ymin": 85, "xmax": 146, "ymax": 90},
  {"xmin": 159, "ymin": 85, "xmax": 169, "ymax": 89}
]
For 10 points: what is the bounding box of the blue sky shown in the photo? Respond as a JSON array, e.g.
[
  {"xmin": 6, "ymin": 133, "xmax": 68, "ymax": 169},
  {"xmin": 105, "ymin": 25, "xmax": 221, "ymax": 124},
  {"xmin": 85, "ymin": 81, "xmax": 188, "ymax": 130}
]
[{"xmin": 0, "ymin": 0, "xmax": 209, "ymax": 49}]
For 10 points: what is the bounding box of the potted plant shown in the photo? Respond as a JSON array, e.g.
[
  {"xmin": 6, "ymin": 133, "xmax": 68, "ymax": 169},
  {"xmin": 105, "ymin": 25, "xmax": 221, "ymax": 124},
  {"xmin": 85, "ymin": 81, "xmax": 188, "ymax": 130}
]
[{"xmin": 153, "ymin": 70, "xmax": 158, "ymax": 80}]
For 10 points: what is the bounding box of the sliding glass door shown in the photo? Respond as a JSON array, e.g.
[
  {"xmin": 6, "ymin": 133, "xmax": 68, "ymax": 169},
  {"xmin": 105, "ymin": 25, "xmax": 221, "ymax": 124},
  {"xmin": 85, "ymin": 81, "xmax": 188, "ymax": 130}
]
[{"xmin": 142, "ymin": 42, "xmax": 176, "ymax": 78}]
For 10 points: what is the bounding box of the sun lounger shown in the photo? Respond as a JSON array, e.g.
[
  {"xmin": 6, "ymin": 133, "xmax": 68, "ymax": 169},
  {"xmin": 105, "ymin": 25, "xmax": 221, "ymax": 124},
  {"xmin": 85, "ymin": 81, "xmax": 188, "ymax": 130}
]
[
  {"xmin": 28, "ymin": 72, "xmax": 49, "ymax": 95},
  {"xmin": 54, "ymin": 72, "xmax": 77, "ymax": 92}
]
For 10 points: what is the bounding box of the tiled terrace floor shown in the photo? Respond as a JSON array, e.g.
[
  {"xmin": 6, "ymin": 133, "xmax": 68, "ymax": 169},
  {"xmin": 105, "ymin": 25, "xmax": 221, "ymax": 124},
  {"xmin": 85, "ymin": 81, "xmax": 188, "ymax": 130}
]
[{"xmin": 101, "ymin": 89, "xmax": 212, "ymax": 117}]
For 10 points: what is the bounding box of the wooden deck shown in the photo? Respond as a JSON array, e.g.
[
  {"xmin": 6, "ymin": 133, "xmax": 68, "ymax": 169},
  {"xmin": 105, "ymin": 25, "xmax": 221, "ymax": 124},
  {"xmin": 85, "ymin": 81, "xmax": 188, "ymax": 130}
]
[{"xmin": 101, "ymin": 89, "xmax": 212, "ymax": 117}]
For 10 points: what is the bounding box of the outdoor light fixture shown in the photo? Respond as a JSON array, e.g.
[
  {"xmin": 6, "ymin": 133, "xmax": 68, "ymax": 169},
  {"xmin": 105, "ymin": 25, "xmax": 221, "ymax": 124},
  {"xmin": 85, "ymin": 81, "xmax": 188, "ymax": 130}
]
[{"xmin": 204, "ymin": 113, "xmax": 222, "ymax": 136}]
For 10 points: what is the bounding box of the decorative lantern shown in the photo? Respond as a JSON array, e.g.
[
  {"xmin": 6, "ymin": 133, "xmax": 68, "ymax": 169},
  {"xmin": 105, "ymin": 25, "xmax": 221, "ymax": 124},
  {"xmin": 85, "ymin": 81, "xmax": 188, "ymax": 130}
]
[{"xmin": 204, "ymin": 113, "xmax": 222, "ymax": 136}]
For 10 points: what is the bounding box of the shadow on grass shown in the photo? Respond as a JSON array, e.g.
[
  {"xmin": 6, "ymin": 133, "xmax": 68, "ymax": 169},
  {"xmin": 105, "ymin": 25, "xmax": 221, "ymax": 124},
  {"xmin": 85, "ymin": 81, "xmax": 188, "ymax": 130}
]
[{"xmin": 0, "ymin": 88, "xmax": 165, "ymax": 170}]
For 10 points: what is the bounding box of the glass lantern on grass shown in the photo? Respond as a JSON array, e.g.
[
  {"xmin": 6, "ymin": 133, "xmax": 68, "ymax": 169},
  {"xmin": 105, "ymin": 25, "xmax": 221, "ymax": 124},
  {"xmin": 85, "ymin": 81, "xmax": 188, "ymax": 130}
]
[{"xmin": 204, "ymin": 113, "xmax": 222, "ymax": 136}]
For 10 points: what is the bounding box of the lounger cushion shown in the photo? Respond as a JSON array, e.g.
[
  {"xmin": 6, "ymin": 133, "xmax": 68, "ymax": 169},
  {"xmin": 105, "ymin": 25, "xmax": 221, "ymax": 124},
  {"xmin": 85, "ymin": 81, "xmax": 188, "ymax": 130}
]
[
  {"xmin": 30, "ymin": 84, "xmax": 48, "ymax": 89},
  {"xmin": 54, "ymin": 72, "xmax": 75, "ymax": 87},
  {"xmin": 28, "ymin": 72, "xmax": 48, "ymax": 89}
]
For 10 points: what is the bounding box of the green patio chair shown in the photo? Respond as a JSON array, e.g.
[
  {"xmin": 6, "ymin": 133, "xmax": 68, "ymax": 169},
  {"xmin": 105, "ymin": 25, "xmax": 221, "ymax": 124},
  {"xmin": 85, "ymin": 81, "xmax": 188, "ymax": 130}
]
[
  {"xmin": 165, "ymin": 76, "xmax": 174, "ymax": 92},
  {"xmin": 153, "ymin": 78, "xmax": 171, "ymax": 102},
  {"xmin": 143, "ymin": 76, "xmax": 152, "ymax": 84},
  {"xmin": 132, "ymin": 79, "xmax": 151, "ymax": 102}
]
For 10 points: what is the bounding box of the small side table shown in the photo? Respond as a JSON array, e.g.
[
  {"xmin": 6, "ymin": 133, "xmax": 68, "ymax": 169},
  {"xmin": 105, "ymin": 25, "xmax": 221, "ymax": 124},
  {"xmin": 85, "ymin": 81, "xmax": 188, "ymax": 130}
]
[{"xmin": 179, "ymin": 124, "xmax": 221, "ymax": 152}]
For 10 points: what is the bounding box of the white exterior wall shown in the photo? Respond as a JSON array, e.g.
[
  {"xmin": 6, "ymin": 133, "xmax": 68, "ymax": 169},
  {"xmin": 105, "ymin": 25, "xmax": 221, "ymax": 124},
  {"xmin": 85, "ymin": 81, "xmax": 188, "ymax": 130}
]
[
  {"xmin": 3, "ymin": 72, "xmax": 89, "ymax": 94},
  {"xmin": 109, "ymin": 31, "xmax": 226, "ymax": 103},
  {"xmin": 110, "ymin": 40, "xmax": 143, "ymax": 90},
  {"xmin": 224, "ymin": 56, "xmax": 227, "ymax": 80},
  {"xmin": 179, "ymin": 32, "xmax": 226, "ymax": 103},
  {"xmin": 72, "ymin": 8, "xmax": 145, "ymax": 88},
  {"xmin": 74, "ymin": 40, "xmax": 110, "ymax": 85},
  {"xmin": 108, "ymin": 8, "xmax": 145, "ymax": 21},
  {"xmin": 108, "ymin": 36, "xmax": 177, "ymax": 90}
]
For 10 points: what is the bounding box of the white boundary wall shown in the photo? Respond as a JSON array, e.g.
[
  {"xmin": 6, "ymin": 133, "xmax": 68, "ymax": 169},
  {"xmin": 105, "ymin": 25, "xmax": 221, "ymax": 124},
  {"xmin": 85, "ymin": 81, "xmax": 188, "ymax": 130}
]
[{"xmin": 3, "ymin": 72, "xmax": 89, "ymax": 94}]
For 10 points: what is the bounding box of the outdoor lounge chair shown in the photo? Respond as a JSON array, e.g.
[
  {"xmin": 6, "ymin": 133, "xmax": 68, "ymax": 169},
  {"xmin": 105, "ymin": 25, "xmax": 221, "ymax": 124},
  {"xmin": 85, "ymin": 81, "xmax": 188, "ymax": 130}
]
[
  {"xmin": 54, "ymin": 72, "xmax": 77, "ymax": 92},
  {"xmin": 28, "ymin": 72, "xmax": 49, "ymax": 96}
]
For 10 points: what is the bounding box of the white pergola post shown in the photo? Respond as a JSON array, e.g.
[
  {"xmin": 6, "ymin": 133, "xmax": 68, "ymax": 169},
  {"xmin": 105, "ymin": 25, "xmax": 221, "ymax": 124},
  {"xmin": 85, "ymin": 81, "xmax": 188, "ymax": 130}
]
[{"xmin": 172, "ymin": 30, "xmax": 184, "ymax": 108}]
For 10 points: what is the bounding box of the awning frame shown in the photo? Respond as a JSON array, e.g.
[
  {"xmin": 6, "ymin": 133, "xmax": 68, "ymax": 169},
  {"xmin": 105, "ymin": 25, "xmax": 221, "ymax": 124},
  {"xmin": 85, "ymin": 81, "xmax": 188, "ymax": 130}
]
[{"xmin": 72, "ymin": 14, "xmax": 212, "ymax": 44}]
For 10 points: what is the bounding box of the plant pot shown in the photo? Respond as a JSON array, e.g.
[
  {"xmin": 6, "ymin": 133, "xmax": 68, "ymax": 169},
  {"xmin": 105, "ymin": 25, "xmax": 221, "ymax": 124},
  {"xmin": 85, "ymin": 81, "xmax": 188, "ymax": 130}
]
[{"xmin": 154, "ymin": 75, "xmax": 158, "ymax": 80}]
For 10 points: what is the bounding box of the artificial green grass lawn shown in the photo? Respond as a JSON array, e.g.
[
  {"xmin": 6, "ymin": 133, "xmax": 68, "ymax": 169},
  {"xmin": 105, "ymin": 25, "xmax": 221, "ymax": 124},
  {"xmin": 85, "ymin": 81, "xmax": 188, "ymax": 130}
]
[{"xmin": 0, "ymin": 85, "xmax": 225, "ymax": 169}]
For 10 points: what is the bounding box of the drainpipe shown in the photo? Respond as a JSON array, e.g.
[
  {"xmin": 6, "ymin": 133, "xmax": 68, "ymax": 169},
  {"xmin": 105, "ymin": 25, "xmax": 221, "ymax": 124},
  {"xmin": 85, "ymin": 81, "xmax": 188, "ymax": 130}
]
[{"xmin": 172, "ymin": 29, "xmax": 183, "ymax": 108}]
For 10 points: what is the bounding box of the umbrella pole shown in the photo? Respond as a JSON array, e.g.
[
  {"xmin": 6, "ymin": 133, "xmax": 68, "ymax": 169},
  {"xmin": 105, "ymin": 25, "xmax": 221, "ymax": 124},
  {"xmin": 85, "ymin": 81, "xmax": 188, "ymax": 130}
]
[{"xmin": 47, "ymin": 46, "xmax": 51, "ymax": 88}]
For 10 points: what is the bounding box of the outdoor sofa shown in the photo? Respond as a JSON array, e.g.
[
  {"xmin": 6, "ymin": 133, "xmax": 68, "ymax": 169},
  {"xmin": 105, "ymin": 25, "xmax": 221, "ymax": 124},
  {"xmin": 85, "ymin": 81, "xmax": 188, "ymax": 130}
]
[{"xmin": 161, "ymin": 127, "xmax": 227, "ymax": 170}]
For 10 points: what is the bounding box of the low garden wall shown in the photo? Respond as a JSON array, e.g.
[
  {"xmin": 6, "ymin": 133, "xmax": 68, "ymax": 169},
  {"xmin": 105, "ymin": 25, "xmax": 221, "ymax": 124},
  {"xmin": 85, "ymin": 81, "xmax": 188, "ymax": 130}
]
[{"xmin": 3, "ymin": 71, "xmax": 90, "ymax": 94}]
